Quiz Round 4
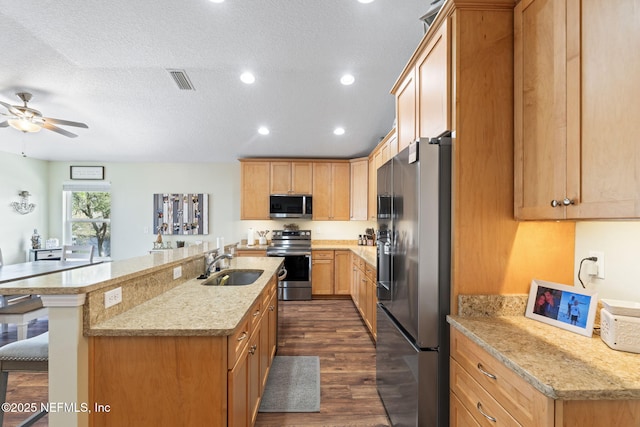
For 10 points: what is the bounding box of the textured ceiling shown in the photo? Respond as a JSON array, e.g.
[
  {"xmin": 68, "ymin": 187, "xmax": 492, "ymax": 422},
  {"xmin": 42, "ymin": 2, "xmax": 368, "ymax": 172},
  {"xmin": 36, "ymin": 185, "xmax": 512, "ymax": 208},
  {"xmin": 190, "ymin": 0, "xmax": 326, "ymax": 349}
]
[{"xmin": 0, "ymin": 0, "xmax": 427, "ymax": 163}]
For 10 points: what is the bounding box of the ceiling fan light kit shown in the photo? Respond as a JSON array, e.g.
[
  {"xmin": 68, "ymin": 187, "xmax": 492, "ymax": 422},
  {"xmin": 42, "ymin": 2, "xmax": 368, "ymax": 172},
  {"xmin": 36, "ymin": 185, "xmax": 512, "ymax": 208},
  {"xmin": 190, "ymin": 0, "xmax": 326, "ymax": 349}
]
[{"xmin": 0, "ymin": 92, "xmax": 88, "ymax": 138}]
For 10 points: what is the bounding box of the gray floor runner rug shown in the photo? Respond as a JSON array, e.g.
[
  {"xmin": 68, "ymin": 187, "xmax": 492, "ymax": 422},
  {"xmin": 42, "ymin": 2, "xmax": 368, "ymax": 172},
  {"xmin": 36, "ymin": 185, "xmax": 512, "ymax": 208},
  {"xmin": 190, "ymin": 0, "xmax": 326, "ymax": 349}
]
[{"xmin": 259, "ymin": 355, "xmax": 320, "ymax": 413}]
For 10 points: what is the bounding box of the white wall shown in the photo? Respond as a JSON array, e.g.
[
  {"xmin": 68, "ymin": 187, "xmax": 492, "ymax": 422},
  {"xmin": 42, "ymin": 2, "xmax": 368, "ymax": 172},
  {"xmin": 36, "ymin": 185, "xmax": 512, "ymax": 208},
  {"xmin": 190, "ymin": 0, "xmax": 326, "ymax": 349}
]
[
  {"xmin": 575, "ymin": 222, "xmax": 640, "ymax": 303},
  {"xmin": 44, "ymin": 161, "xmax": 372, "ymax": 260},
  {"xmin": 0, "ymin": 151, "xmax": 49, "ymax": 264}
]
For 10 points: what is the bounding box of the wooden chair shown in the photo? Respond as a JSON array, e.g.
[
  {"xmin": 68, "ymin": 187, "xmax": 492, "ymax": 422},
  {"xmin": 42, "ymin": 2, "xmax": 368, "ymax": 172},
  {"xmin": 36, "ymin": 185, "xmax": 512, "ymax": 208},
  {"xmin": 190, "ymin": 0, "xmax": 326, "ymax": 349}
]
[
  {"xmin": 61, "ymin": 245, "xmax": 94, "ymax": 262},
  {"xmin": 0, "ymin": 332, "xmax": 48, "ymax": 426}
]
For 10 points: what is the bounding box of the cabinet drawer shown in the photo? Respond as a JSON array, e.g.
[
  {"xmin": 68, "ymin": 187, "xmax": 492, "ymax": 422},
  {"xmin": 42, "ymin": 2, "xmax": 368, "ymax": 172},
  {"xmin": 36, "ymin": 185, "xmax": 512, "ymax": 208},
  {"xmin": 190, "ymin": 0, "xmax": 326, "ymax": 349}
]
[
  {"xmin": 450, "ymin": 328, "xmax": 553, "ymax": 427},
  {"xmin": 364, "ymin": 263, "xmax": 375, "ymax": 281},
  {"xmin": 451, "ymin": 359, "xmax": 520, "ymax": 426},
  {"xmin": 356, "ymin": 256, "xmax": 365, "ymax": 271},
  {"xmin": 228, "ymin": 316, "xmax": 250, "ymax": 369},
  {"xmin": 35, "ymin": 249, "xmax": 61, "ymax": 261},
  {"xmin": 262, "ymin": 276, "xmax": 276, "ymax": 307},
  {"xmin": 312, "ymin": 250, "xmax": 334, "ymax": 260},
  {"xmin": 450, "ymin": 389, "xmax": 482, "ymax": 427},
  {"xmin": 236, "ymin": 250, "xmax": 267, "ymax": 257},
  {"xmin": 248, "ymin": 298, "xmax": 262, "ymax": 333}
]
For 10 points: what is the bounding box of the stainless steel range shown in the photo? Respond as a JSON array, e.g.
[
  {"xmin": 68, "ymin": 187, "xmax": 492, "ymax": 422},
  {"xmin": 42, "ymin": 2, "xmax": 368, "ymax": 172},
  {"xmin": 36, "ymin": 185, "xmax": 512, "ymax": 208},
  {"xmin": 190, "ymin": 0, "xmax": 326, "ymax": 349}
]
[{"xmin": 267, "ymin": 229, "xmax": 312, "ymax": 301}]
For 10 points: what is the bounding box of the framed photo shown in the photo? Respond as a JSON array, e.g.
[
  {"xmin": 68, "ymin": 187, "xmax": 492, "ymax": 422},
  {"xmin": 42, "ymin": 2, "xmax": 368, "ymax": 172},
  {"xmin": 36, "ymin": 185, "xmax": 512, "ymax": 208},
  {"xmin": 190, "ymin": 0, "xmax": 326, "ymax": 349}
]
[
  {"xmin": 525, "ymin": 279, "xmax": 598, "ymax": 337},
  {"xmin": 70, "ymin": 166, "xmax": 104, "ymax": 180}
]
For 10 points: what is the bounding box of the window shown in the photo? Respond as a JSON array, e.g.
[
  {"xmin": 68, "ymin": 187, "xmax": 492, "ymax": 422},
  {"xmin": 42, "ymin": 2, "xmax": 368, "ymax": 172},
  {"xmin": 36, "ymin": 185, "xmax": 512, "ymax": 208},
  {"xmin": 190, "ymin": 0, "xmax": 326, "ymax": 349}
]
[{"xmin": 63, "ymin": 182, "xmax": 111, "ymax": 258}]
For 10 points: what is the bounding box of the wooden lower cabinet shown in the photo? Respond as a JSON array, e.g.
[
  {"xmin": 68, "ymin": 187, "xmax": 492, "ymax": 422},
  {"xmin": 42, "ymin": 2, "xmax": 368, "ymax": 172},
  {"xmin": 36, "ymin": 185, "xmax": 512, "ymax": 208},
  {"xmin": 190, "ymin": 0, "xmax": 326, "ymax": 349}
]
[
  {"xmin": 89, "ymin": 276, "xmax": 278, "ymax": 427},
  {"xmin": 334, "ymin": 250, "xmax": 351, "ymax": 295},
  {"xmin": 350, "ymin": 253, "xmax": 376, "ymax": 340},
  {"xmin": 311, "ymin": 250, "xmax": 334, "ymax": 295},
  {"xmin": 312, "ymin": 250, "xmax": 351, "ymax": 296},
  {"xmin": 450, "ymin": 327, "xmax": 640, "ymax": 427}
]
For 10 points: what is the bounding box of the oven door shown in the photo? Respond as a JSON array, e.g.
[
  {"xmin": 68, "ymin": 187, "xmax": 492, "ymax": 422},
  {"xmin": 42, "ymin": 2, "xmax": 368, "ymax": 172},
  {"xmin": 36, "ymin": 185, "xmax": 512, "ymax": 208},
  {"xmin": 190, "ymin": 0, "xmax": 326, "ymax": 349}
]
[{"xmin": 268, "ymin": 251, "xmax": 312, "ymax": 301}]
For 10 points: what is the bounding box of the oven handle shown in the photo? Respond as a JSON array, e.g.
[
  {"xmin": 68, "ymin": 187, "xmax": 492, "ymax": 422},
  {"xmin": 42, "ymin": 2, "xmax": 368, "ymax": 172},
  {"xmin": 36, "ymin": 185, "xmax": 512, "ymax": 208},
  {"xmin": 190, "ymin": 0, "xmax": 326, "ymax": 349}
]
[
  {"xmin": 267, "ymin": 251, "xmax": 311, "ymax": 256},
  {"xmin": 277, "ymin": 267, "xmax": 288, "ymax": 281}
]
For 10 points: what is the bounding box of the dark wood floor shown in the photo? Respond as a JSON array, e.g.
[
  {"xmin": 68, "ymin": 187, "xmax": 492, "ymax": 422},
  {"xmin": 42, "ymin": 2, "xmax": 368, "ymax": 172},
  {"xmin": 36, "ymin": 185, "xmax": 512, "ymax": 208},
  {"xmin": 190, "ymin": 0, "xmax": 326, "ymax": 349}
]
[
  {"xmin": 255, "ymin": 300, "xmax": 390, "ymax": 427},
  {"xmin": 0, "ymin": 300, "xmax": 389, "ymax": 427}
]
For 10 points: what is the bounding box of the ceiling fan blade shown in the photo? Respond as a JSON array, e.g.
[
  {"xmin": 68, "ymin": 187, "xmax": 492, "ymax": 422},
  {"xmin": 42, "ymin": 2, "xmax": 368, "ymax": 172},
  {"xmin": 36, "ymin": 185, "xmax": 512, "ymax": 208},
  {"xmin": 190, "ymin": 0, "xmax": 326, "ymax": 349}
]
[
  {"xmin": 42, "ymin": 121, "xmax": 78, "ymax": 138},
  {"xmin": 42, "ymin": 117, "xmax": 88, "ymax": 128},
  {"xmin": 0, "ymin": 121, "xmax": 9, "ymax": 128},
  {"xmin": 0, "ymin": 100, "xmax": 22, "ymax": 116}
]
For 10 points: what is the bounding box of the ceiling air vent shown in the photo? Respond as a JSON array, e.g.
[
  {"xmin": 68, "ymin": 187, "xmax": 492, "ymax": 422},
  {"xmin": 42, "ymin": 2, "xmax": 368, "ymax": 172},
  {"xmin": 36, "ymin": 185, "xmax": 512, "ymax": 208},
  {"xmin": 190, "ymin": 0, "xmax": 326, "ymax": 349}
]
[{"xmin": 167, "ymin": 69, "xmax": 195, "ymax": 91}]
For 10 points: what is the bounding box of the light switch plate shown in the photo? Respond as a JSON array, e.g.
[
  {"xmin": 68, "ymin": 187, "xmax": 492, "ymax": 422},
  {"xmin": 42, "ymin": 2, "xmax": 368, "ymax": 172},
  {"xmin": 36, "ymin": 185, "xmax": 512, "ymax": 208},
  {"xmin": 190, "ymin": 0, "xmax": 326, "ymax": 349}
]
[{"xmin": 173, "ymin": 266, "xmax": 182, "ymax": 280}]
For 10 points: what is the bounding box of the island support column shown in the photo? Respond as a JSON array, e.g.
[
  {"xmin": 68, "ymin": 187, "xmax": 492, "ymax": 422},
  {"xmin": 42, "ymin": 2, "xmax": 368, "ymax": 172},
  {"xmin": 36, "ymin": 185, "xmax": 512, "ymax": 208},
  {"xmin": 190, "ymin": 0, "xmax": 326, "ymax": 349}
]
[{"xmin": 41, "ymin": 294, "xmax": 88, "ymax": 427}]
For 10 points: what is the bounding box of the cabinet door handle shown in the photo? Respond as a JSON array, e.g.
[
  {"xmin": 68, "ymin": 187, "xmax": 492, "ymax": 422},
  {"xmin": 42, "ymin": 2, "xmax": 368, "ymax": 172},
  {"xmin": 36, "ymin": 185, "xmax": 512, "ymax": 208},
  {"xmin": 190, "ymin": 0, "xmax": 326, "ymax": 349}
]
[
  {"xmin": 249, "ymin": 344, "xmax": 257, "ymax": 355},
  {"xmin": 269, "ymin": 305, "xmax": 275, "ymax": 311},
  {"xmin": 562, "ymin": 198, "xmax": 575, "ymax": 206},
  {"xmin": 253, "ymin": 310, "xmax": 261, "ymax": 317},
  {"xmin": 477, "ymin": 363, "xmax": 497, "ymax": 380},
  {"xmin": 550, "ymin": 199, "xmax": 561, "ymax": 208},
  {"xmin": 237, "ymin": 332, "xmax": 248, "ymax": 341},
  {"xmin": 476, "ymin": 402, "xmax": 497, "ymax": 423}
]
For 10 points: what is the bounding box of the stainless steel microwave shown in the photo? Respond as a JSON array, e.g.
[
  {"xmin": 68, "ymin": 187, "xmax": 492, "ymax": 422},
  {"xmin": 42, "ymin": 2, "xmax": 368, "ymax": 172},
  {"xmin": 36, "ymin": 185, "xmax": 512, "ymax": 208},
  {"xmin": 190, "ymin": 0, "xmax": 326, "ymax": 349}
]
[{"xmin": 269, "ymin": 195, "xmax": 312, "ymax": 219}]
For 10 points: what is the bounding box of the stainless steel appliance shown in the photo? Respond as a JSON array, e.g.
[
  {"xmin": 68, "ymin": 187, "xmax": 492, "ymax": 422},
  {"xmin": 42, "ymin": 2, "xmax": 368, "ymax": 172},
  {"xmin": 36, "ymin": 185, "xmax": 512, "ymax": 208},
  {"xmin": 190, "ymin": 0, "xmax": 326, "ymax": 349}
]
[
  {"xmin": 376, "ymin": 132, "xmax": 452, "ymax": 427},
  {"xmin": 267, "ymin": 229, "xmax": 312, "ymax": 300},
  {"xmin": 269, "ymin": 195, "xmax": 313, "ymax": 219}
]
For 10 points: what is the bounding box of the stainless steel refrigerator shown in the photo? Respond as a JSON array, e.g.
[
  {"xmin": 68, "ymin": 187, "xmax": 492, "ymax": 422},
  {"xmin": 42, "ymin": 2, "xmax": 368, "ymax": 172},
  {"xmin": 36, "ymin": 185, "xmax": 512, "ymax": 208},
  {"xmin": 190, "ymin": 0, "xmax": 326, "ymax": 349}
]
[{"xmin": 376, "ymin": 132, "xmax": 452, "ymax": 427}]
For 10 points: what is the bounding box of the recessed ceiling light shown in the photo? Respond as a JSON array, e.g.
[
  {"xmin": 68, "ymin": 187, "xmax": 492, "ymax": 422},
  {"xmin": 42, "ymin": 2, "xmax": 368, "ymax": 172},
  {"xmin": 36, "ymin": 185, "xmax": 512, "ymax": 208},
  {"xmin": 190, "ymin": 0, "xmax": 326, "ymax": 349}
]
[
  {"xmin": 333, "ymin": 127, "xmax": 345, "ymax": 136},
  {"xmin": 340, "ymin": 74, "xmax": 355, "ymax": 85},
  {"xmin": 240, "ymin": 72, "xmax": 255, "ymax": 84},
  {"xmin": 358, "ymin": 0, "xmax": 375, "ymax": 3},
  {"xmin": 210, "ymin": 0, "xmax": 224, "ymax": 3},
  {"xmin": 258, "ymin": 126, "xmax": 270, "ymax": 135}
]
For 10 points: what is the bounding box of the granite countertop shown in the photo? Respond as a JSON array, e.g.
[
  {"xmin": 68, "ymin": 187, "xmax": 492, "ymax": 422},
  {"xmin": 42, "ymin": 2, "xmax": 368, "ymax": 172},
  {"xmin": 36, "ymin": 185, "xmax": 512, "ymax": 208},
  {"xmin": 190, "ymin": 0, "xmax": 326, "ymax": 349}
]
[
  {"xmin": 87, "ymin": 256, "xmax": 283, "ymax": 337},
  {"xmin": 448, "ymin": 315, "xmax": 640, "ymax": 400},
  {"xmin": 236, "ymin": 241, "xmax": 377, "ymax": 266},
  {"xmin": 0, "ymin": 243, "xmax": 220, "ymax": 295}
]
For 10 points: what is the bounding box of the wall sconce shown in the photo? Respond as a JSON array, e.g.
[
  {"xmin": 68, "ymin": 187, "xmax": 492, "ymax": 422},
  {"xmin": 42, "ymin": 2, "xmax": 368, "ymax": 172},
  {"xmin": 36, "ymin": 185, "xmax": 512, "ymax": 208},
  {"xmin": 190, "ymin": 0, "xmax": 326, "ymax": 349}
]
[{"xmin": 11, "ymin": 190, "xmax": 36, "ymax": 215}]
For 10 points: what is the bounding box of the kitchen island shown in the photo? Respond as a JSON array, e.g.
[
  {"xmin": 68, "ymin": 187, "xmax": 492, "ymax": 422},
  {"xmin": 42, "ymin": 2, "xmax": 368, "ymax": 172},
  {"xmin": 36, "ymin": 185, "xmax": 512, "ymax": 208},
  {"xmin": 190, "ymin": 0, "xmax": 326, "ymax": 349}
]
[
  {"xmin": 448, "ymin": 315, "xmax": 640, "ymax": 426},
  {"xmin": 0, "ymin": 243, "xmax": 283, "ymax": 427}
]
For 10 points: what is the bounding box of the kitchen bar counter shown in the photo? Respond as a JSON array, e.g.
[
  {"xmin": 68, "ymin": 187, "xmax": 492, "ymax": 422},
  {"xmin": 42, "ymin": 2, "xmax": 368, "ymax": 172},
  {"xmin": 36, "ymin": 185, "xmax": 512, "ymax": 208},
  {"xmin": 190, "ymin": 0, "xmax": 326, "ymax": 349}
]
[
  {"xmin": 0, "ymin": 260, "xmax": 103, "ymax": 284},
  {"xmin": 0, "ymin": 243, "xmax": 217, "ymax": 295},
  {"xmin": 448, "ymin": 315, "xmax": 640, "ymax": 400},
  {"xmin": 87, "ymin": 256, "xmax": 283, "ymax": 336}
]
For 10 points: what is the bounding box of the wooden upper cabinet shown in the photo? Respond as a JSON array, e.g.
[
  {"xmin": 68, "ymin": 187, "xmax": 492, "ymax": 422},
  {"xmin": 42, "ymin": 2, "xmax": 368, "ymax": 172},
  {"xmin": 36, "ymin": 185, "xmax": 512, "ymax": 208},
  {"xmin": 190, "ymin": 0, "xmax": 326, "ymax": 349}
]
[
  {"xmin": 395, "ymin": 71, "xmax": 417, "ymax": 153},
  {"xmin": 270, "ymin": 161, "xmax": 313, "ymax": 194},
  {"xmin": 393, "ymin": 20, "xmax": 449, "ymax": 156},
  {"xmin": 312, "ymin": 162, "xmax": 350, "ymax": 221},
  {"xmin": 514, "ymin": 0, "xmax": 568, "ymax": 220},
  {"xmin": 350, "ymin": 158, "xmax": 369, "ymax": 221},
  {"xmin": 368, "ymin": 155, "xmax": 377, "ymax": 221},
  {"xmin": 417, "ymin": 19, "xmax": 449, "ymax": 139},
  {"xmin": 566, "ymin": 0, "xmax": 640, "ymax": 218},
  {"xmin": 240, "ymin": 160, "xmax": 270, "ymax": 220},
  {"xmin": 515, "ymin": 0, "xmax": 640, "ymax": 219}
]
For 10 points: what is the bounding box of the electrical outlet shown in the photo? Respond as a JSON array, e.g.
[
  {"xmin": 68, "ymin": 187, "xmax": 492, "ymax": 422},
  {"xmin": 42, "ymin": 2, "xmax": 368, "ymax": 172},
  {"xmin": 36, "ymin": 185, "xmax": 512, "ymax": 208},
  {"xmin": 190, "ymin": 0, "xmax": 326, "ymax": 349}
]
[
  {"xmin": 104, "ymin": 287, "xmax": 122, "ymax": 308},
  {"xmin": 173, "ymin": 266, "xmax": 182, "ymax": 280},
  {"xmin": 589, "ymin": 250, "xmax": 605, "ymax": 279}
]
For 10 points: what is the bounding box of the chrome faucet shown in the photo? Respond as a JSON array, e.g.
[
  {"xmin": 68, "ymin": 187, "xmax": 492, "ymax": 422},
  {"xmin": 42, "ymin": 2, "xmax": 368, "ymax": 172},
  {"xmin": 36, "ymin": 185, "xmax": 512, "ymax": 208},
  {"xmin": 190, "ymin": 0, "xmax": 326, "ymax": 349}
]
[{"xmin": 206, "ymin": 253, "xmax": 233, "ymax": 276}]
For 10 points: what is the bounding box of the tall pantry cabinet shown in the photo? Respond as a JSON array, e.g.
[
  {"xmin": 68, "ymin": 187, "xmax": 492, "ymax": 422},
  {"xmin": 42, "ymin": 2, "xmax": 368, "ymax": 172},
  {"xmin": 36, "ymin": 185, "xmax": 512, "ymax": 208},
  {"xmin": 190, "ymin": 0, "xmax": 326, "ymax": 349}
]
[
  {"xmin": 514, "ymin": 0, "xmax": 640, "ymax": 219},
  {"xmin": 392, "ymin": 0, "xmax": 575, "ymax": 306}
]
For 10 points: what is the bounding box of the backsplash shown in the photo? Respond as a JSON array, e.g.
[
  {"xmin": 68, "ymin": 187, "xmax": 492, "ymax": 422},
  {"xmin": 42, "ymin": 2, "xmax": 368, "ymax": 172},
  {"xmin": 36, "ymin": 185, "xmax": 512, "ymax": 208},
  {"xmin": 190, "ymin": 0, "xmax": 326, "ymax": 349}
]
[{"xmin": 458, "ymin": 294, "xmax": 529, "ymax": 317}]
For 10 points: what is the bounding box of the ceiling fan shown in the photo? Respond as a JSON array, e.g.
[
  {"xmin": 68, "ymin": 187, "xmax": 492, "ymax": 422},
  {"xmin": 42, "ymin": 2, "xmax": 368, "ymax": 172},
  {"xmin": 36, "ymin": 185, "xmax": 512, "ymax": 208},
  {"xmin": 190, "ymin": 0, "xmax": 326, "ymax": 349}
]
[{"xmin": 0, "ymin": 92, "xmax": 88, "ymax": 138}]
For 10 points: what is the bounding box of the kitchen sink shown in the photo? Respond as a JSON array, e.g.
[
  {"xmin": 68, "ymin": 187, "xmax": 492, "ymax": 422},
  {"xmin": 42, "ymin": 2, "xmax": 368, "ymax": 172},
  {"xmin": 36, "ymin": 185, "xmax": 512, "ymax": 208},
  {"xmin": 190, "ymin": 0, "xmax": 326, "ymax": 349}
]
[{"xmin": 201, "ymin": 270, "xmax": 263, "ymax": 286}]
